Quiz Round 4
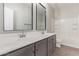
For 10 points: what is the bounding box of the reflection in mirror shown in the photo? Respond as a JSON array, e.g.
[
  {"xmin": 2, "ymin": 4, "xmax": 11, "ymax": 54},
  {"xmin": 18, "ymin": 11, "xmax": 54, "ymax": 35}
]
[
  {"xmin": 36, "ymin": 3, "xmax": 46, "ymax": 31},
  {"xmin": 4, "ymin": 3, "xmax": 33, "ymax": 31}
]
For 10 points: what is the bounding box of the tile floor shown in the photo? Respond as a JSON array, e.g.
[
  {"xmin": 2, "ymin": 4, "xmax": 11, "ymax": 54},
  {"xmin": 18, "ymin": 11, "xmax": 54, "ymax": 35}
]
[{"xmin": 52, "ymin": 45, "xmax": 79, "ymax": 56}]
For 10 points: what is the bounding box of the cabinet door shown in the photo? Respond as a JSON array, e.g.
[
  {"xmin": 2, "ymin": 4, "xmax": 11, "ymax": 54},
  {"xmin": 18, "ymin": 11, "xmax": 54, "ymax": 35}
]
[
  {"xmin": 48, "ymin": 36, "xmax": 53, "ymax": 56},
  {"xmin": 6, "ymin": 44, "xmax": 34, "ymax": 56},
  {"xmin": 35, "ymin": 39, "xmax": 47, "ymax": 56},
  {"xmin": 48, "ymin": 35, "xmax": 56, "ymax": 56},
  {"xmin": 52, "ymin": 35, "xmax": 56, "ymax": 52}
]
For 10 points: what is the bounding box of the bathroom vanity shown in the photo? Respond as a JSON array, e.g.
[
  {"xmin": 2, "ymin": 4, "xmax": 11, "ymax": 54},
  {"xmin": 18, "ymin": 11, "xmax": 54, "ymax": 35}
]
[
  {"xmin": 0, "ymin": 33, "xmax": 56, "ymax": 56},
  {"xmin": 0, "ymin": 3, "xmax": 56, "ymax": 56}
]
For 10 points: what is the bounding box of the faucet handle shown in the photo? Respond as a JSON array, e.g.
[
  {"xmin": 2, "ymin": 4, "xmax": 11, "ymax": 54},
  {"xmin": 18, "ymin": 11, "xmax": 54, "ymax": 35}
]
[
  {"xmin": 19, "ymin": 34, "xmax": 26, "ymax": 38},
  {"xmin": 42, "ymin": 31, "xmax": 45, "ymax": 34}
]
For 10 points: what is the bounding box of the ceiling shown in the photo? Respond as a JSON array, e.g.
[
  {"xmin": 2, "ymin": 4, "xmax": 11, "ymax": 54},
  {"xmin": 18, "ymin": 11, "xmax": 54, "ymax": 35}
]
[
  {"xmin": 48, "ymin": 3, "xmax": 79, "ymax": 9},
  {"xmin": 47, "ymin": 3, "xmax": 79, "ymax": 19}
]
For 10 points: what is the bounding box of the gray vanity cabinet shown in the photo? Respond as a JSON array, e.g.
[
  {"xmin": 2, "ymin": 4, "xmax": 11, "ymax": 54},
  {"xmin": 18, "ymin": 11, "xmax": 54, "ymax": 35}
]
[
  {"xmin": 35, "ymin": 39, "xmax": 48, "ymax": 56},
  {"xmin": 48, "ymin": 36, "xmax": 53, "ymax": 56},
  {"xmin": 4, "ymin": 35, "xmax": 56, "ymax": 56},
  {"xmin": 6, "ymin": 44, "xmax": 34, "ymax": 56},
  {"xmin": 48, "ymin": 35, "xmax": 56, "ymax": 56}
]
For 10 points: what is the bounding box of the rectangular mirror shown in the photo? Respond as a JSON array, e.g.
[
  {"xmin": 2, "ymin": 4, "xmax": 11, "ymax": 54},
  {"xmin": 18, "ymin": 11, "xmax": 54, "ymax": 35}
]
[
  {"xmin": 36, "ymin": 3, "xmax": 46, "ymax": 31},
  {"xmin": 4, "ymin": 3, "xmax": 33, "ymax": 31}
]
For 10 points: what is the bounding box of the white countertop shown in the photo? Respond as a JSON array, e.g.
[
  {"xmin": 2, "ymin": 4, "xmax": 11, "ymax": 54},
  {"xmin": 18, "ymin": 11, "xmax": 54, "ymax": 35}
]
[{"xmin": 0, "ymin": 33, "xmax": 56, "ymax": 55}]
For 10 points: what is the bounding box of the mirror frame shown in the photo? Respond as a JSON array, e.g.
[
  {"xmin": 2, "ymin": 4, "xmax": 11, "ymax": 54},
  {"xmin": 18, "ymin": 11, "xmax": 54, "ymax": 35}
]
[
  {"xmin": 3, "ymin": 3, "xmax": 33, "ymax": 32},
  {"xmin": 36, "ymin": 3, "xmax": 46, "ymax": 31}
]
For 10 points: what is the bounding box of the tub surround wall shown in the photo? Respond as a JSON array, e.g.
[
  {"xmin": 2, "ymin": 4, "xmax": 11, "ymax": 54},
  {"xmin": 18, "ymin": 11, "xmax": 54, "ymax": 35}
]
[{"xmin": 52, "ymin": 3, "xmax": 79, "ymax": 48}]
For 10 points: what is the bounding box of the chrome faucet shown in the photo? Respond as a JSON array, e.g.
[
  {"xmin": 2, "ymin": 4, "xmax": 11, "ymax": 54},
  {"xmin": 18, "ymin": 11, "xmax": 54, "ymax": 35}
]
[
  {"xmin": 42, "ymin": 31, "xmax": 45, "ymax": 34},
  {"xmin": 19, "ymin": 32, "xmax": 26, "ymax": 38}
]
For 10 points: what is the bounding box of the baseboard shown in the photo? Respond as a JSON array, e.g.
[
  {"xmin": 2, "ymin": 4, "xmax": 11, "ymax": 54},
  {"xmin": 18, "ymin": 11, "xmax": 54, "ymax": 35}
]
[{"xmin": 56, "ymin": 42, "xmax": 61, "ymax": 48}]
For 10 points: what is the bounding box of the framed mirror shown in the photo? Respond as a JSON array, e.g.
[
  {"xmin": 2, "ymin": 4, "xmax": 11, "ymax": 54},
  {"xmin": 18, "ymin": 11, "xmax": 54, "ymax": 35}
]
[
  {"xmin": 4, "ymin": 3, "xmax": 33, "ymax": 31},
  {"xmin": 36, "ymin": 3, "xmax": 46, "ymax": 31}
]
